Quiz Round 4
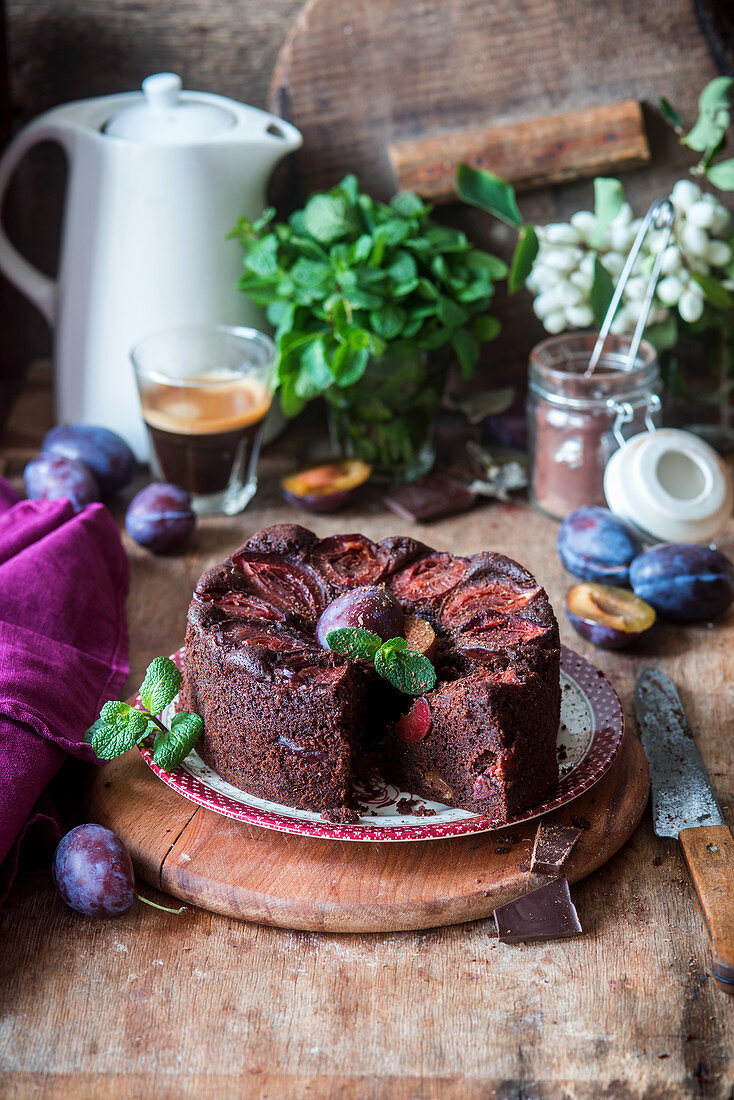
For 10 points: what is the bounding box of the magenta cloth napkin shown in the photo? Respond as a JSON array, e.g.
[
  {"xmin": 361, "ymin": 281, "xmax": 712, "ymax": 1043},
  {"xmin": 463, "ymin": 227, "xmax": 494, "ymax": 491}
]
[{"xmin": 0, "ymin": 478, "xmax": 129, "ymax": 901}]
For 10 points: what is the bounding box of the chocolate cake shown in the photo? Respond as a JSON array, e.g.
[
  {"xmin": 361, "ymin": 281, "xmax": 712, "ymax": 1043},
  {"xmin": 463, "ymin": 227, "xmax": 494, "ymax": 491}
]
[{"xmin": 179, "ymin": 524, "xmax": 561, "ymax": 821}]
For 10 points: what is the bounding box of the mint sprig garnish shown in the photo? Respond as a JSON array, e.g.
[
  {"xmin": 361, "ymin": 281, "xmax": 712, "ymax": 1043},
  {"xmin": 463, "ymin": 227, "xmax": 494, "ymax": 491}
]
[
  {"xmin": 86, "ymin": 656, "xmax": 203, "ymax": 771},
  {"xmin": 326, "ymin": 627, "xmax": 437, "ymax": 696}
]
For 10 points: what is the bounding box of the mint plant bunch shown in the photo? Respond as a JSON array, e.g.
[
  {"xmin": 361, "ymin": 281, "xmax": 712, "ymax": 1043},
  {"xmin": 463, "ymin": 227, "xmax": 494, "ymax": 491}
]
[
  {"xmin": 86, "ymin": 657, "xmax": 203, "ymax": 771},
  {"xmin": 230, "ymin": 175, "xmax": 506, "ymax": 476}
]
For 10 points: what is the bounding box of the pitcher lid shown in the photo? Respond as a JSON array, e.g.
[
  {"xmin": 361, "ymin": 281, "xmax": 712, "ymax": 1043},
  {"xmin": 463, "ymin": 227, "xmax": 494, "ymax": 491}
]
[{"xmin": 104, "ymin": 73, "xmax": 235, "ymax": 143}]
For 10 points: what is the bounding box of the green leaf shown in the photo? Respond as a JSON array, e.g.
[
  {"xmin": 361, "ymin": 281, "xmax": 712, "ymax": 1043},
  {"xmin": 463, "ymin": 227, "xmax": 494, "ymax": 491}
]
[
  {"xmin": 386, "ymin": 250, "xmax": 418, "ymax": 285},
  {"xmin": 451, "ymin": 328, "xmax": 480, "ymax": 379},
  {"xmin": 465, "ymin": 251, "xmax": 509, "ymax": 280},
  {"xmin": 659, "ymin": 96, "xmax": 684, "ymax": 132},
  {"xmin": 294, "ymin": 338, "xmax": 334, "ymax": 398},
  {"xmin": 86, "ymin": 718, "xmax": 139, "ymax": 761},
  {"xmin": 436, "ymin": 297, "xmax": 468, "ymax": 328},
  {"xmin": 369, "ymin": 304, "xmax": 407, "ymax": 340},
  {"xmin": 325, "ymin": 628, "xmax": 383, "ymax": 660},
  {"xmin": 508, "ymin": 224, "xmax": 539, "ymax": 293},
  {"xmin": 692, "ymin": 272, "xmax": 734, "ymax": 310},
  {"xmin": 100, "ymin": 700, "xmax": 149, "ymax": 738},
  {"xmin": 684, "ymin": 77, "xmax": 733, "ymax": 154},
  {"xmin": 644, "ymin": 313, "xmax": 678, "ymax": 352},
  {"xmin": 152, "ymin": 711, "xmax": 204, "ymax": 771},
  {"xmin": 243, "ymin": 235, "xmax": 279, "ymax": 278},
  {"xmin": 374, "ymin": 645, "xmax": 437, "ymax": 695},
  {"xmin": 700, "ymin": 76, "xmax": 734, "ymax": 113},
  {"xmin": 390, "ymin": 191, "xmax": 427, "ymax": 218},
  {"xmin": 303, "ymin": 193, "xmax": 358, "ymax": 244},
  {"xmin": 706, "ymin": 158, "xmax": 734, "ymax": 191},
  {"xmin": 332, "ymin": 345, "xmax": 370, "ymax": 387},
  {"xmin": 472, "ymin": 314, "xmax": 502, "ymax": 342},
  {"xmin": 455, "ymin": 164, "xmax": 524, "ymax": 229},
  {"xmin": 590, "ymin": 256, "xmax": 615, "ymax": 326},
  {"xmin": 139, "ymin": 656, "xmax": 182, "ymax": 715},
  {"xmin": 591, "ymin": 178, "xmax": 625, "ymax": 246},
  {"xmin": 290, "ymin": 258, "xmax": 334, "ymax": 295}
]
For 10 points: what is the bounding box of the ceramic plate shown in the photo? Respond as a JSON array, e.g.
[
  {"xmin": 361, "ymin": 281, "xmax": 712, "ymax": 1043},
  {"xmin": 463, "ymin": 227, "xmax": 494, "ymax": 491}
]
[{"xmin": 136, "ymin": 645, "xmax": 623, "ymax": 842}]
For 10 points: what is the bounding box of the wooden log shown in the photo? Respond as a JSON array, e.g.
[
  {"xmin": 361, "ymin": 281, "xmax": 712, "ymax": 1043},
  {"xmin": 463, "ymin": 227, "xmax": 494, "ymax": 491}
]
[{"xmin": 389, "ymin": 100, "xmax": 651, "ymax": 203}]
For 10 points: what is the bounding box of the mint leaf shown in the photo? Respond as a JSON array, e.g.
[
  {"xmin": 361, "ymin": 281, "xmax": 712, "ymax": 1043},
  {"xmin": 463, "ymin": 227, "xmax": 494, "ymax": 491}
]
[
  {"xmin": 139, "ymin": 657, "xmax": 182, "ymax": 715},
  {"xmin": 456, "ymin": 164, "xmax": 523, "ymax": 229},
  {"xmin": 152, "ymin": 711, "xmax": 204, "ymax": 771},
  {"xmin": 375, "ymin": 645, "xmax": 437, "ymax": 695},
  {"xmin": 100, "ymin": 701, "xmax": 149, "ymax": 739},
  {"xmin": 86, "ymin": 718, "xmax": 139, "ymax": 760},
  {"xmin": 684, "ymin": 77, "xmax": 733, "ymax": 155},
  {"xmin": 303, "ymin": 193, "xmax": 357, "ymax": 244},
  {"xmin": 325, "ymin": 628, "xmax": 382, "ymax": 660},
  {"xmin": 659, "ymin": 96, "xmax": 683, "ymax": 133},
  {"xmin": 692, "ymin": 273, "xmax": 734, "ymax": 310}
]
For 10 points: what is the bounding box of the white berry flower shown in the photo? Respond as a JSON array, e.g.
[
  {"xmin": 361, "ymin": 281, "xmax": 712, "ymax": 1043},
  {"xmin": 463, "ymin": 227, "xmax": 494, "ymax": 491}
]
[
  {"xmin": 680, "ymin": 223, "xmax": 710, "ymax": 259},
  {"xmin": 660, "ymin": 245, "xmax": 682, "ymax": 276},
  {"xmin": 671, "ymin": 179, "xmax": 702, "ymax": 212},
  {"xmin": 564, "ymin": 305, "xmax": 594, "ymax": 328},
  {"xmin": 678, "ymin": 289, "xmax": 705, "ymax": 323},
  {"xmin": 706, "ymin": 240, "xmax": 732, "ymax": 269},
  {"xmin": 656, "ymin": 275, "xmax": 686, "ymax": 306},
  {"xmin": 600, "ymin": 252, "xmax": 626, "ymax": 278},
  {"xmin": 542, "ymin": 248, "xmax": 583, "ymax": 274},
  {"xmin": 542, "ymin": 310, "xmax": 567, "ymax": 334},
  {"xmin": 623, "ymin": 276, "xmax": 648, "ymax": 302},
  {"xmin": 540, "ymin": 223, "xmax": 582, "ymax": 245},
  {"xmin": 569, "ymin": 211, "xmax": 596, "ymax": 240},
  {"xmin": 687, "ymin": 201, "xmax": 716, "ymax": 230}
]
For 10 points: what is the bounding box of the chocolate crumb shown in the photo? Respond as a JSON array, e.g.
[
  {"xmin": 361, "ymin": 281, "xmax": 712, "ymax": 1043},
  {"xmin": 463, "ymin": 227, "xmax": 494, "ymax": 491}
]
[
  {"xmin": 570, "ymin": 815, "xmax": 591, "ymax": 830},
  {"xmin": 652, "ymin": 856, "xmax": 662, "ymax": 867},
  {"xmin": 519, "ymin": 862, "xmax": 529, "ymax": 873},
  {"xmin": 494, "ymin": 846, "xmax": 510, "ymax": 854},
  {"xmin": 414, "ymin": 805, "xmax": 436, "ymax": 817}
]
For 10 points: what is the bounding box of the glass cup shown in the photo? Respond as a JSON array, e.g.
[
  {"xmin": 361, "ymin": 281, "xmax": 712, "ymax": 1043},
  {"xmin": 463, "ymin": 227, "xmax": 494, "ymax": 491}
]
[{"xmin": 131, "ymin": 324, "xmax": 276, "ymax": 515}]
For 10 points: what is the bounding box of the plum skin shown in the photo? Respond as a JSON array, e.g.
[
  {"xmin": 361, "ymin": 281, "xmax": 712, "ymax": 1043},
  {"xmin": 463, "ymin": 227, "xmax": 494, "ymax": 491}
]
[
  {"xmin": 566, "ymin": 582, "xmax": 655, "ymax": 650},
  {"xmin": 557, "ymin": 506, "xmax": 642, "ymax": 585},
  {"xmin": 630, "ymin": 544, "xmax": 734, "ymax": 622},
  {"xmin": 316, "ymin": 585, "xmax": 404, "ymax": 650},
  {"xmin": 24, "ymin": 454, "xmax": 100, "ymax": 513},
  {"xmin": 53, "ymin": 824, "xmax": 135, "ymax": 917},
  {"xmin": 126, "ymin": 483, "xmax": 196, "ymax": 553},
  {"xmin": 42, "ymin": 424, "xmax": 135, "ymax": 496},
  {"xmin": 281, "ymin": 460, "xmax": 371, "ymax": 514}
]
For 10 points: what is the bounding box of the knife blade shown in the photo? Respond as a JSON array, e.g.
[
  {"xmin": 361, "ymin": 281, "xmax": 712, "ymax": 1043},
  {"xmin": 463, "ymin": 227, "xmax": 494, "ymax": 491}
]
[{"xmin": 634, "ymin": 668, "xmax": 734, "ymax": 995}]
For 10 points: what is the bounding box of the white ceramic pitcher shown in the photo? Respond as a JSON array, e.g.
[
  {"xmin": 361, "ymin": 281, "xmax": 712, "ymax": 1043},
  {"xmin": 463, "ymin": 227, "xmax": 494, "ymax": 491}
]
[{"xmin": 0, "ymin": 73, "xmax": 301, "ymax": 456}]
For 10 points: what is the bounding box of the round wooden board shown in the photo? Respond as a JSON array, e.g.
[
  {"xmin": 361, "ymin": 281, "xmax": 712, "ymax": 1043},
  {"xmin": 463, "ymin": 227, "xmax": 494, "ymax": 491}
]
[{"xmin": 86, "ymin": 730, "xmax": 649, "ymax": 933}]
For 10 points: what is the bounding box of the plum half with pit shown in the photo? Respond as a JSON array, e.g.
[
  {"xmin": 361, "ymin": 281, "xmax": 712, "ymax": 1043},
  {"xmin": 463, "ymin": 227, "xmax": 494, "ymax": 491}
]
[
  {"xmin": 42, "ymin": 424, "xmax": 135, "ymax": 496},
  {"xmin": 557, "ymin": 506, "xmax": 643, "ymax": 585},
  {"xmin": 126, "ymin": 483, "xmax": 196, "ymax": 553},
  {"xmin": 316, "ymin": 585, "xmax": 404, "ymax": 650},
  {"xmin": 630, "ymin": 543, "xmax": 734, "ymax": 622},
  {"xmin": 566, "ymin": 582, "xmax": 655, "ymax": 649},
  {"xmin": 282, "ymin": 459, "xmax": 371, "ymax": 513},
  {"xmin": 24, "ymin": 454, "xmax": 100, "ymax": 513}
]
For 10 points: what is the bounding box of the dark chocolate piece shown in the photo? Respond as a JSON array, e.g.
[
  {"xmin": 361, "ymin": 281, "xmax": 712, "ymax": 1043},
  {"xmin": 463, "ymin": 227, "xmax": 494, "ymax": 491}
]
[
  {"xmin": 383, "ymin": 475, "xmax": 476, "ymax": 524},
  {"xmin": 530, "ymin": 822, "xmax": 583, "ymax": 875},
  {"xmin": 493, "ymin": 877, "xmax": 582, "ymax": 943}
]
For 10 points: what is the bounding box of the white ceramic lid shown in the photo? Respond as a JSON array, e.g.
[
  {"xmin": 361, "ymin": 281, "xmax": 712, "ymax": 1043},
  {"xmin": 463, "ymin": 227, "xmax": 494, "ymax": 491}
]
[
  {"xmin": 604, "ymin": 428, "xmax": 733, "ymax": 544},
  {"xmin": 104, "ymin": 73, "xmax": 235, "ymax": 143}
]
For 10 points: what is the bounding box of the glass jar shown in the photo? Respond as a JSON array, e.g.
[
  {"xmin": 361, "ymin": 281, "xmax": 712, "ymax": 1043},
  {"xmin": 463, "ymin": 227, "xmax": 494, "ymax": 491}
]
[{"xmin": 528, "ymin": 332, "xmax": 661, "ymax": 521}]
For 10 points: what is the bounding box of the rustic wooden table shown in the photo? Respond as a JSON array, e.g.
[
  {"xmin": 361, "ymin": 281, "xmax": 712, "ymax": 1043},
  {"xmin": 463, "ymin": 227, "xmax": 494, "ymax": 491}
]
[{"xmin": 1, "ymin": 368, "xmax": 733, "ymax": 1099}]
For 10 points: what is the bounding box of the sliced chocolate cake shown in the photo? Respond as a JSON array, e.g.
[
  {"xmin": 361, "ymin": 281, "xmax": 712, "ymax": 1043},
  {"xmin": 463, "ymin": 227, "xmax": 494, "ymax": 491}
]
[{"xmin": 179, "ymin": 524, "xmax": 560, "ymax": 821}]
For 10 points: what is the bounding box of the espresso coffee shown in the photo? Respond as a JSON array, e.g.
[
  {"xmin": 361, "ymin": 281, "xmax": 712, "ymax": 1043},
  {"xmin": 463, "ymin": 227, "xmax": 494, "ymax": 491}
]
[{"xmin": 140, "ymin": 377, "xmax": 271, "ymax": 495}]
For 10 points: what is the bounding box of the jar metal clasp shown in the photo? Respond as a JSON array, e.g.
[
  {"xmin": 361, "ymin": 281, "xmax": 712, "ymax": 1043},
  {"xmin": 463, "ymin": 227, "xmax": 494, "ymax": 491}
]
[{"xmin": 607, "ymin": 393, "xmax": 662, "ymax": 447}]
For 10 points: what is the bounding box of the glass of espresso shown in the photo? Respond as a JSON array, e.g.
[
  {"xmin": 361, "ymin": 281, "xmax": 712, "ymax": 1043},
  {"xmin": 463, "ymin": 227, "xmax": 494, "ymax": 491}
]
[{"xmin": 131, "ymin": 325, "xmax": 276, "ymax": 515}]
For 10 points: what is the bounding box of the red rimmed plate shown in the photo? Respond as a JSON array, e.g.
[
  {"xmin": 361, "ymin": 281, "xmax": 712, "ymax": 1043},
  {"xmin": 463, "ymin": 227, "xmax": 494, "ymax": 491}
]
[{"xmin": 136, "ymin": 645, "xmax": 623, "ymax": 842}]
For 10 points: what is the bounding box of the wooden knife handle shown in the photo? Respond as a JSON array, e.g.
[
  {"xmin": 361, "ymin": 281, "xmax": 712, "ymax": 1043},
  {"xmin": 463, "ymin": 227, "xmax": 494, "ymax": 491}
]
[{"xmin": 679, "ymin": 824, "xmax": 734, "ymax": 994}]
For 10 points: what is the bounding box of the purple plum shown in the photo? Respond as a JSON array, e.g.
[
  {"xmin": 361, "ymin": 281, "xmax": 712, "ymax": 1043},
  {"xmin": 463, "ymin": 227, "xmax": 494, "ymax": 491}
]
[
  {"xmin": 24, "ymin": 454, "xmax": 100, "ymax": 513},
  {"xmin": 316, "ymin": 585, "xmax": 405, "ymax": 650},
  {"xmin": 629, "ymin": 544, "xmax": 734, "ymax": 622},
  {"xmin": 557, "ymin": 506, "xmax": 643, "ymax": 585},
  {"xmin": 126, "ymin": 483, "xmax": 196, "ymax": 553},
  {"xmin": 53, "ymin": 824, "xmax": 135, "ymax": 917},
  {"xmin": 282, "ymin": 459, "xmax": 371, "ymax": 514},
  {"xmin": 42, "ymin": 424, "xmax": 135, "ymax": 496},
  {"xmin": 566, "ymin": 582, "xmax": 655, "ymax": 649}
]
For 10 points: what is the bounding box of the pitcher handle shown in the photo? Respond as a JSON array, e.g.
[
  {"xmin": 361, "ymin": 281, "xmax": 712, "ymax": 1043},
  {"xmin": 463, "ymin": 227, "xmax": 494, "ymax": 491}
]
[{"xmin": 0, "ymin": 118, "xmax": 74, "ymax": 326}]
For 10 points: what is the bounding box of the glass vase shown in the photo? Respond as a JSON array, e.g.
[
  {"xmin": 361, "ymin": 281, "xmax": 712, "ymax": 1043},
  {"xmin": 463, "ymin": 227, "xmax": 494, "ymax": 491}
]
[{"xmin": 325, "ymin": 350, "xmax": 447, "ymax": 482}]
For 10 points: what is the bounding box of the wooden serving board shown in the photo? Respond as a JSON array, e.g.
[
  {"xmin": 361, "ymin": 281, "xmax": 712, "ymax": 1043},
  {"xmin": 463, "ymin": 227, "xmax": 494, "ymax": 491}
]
[{"xmin": 85, "ymin": 730, "xmax": 649, "ymax": 933}]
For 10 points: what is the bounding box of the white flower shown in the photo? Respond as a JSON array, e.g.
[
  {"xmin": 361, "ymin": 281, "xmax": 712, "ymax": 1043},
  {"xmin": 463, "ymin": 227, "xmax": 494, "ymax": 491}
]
[
  {"xmin": 564, "ymin": 305, "xmax": 594, "ymax": 328},
  {"xmin": 569, "ymin": 211, "xmax": 596, "ymax": 240},
  {"xmin": 671, "ymin": 179, "xmax": 702, "ymax": 212},
  {"xmin": 600, "ymin": 252, "xmax": 626, "ymax": 278},
  {"xmin": 542, "ymin": 247, "xmax": 583, "ymax": 273},
  {"xmin": 687, "ymin": 201, "xmax": 716, "ymax": 230},
  {"xmin": 679, "ymin": 223, "xmax": 710, "ymax": 259},
  {"xmin": 543, "ymin": 310, "xmax": 567, "ymax": 334},
  {"xmin": 540, "ymin": 223, "xmax": 582, "ymax": 245},
  {"xmin": 706, "ymin": 240, "xmax": 732, "ymax": 269},
  {"xmin": 656, "ymin": 275, "xmax": 686, "ymax": 306},
  {"xmin": 659, "ymin": 245, "xmax": 682, "ymax": 276},
  {"xmin": 678, "ymin": 289, "xmax": 705, "ymax": 323}
]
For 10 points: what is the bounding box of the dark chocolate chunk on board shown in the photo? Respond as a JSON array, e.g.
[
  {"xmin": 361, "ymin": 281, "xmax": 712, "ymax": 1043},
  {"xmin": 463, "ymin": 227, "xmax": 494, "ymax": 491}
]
[
  {"xmin": 494, "ymin": 877, "xmax": 582, "ymax": 943},
  {"xmin": 383, "ymin": 475, "xmax": 476, "ymax": 524},
  {"xmin": 530, "ymin": 822, "xmax": 583, "ymax": 875}
]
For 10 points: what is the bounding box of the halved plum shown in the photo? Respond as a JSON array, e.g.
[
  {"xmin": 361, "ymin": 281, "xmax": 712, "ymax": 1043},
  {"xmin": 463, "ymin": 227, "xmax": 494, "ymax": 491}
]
[
  {"xmin": 403, "ymin": 614, "xmax": 437, "ymax": 661},
  {"xmin": 439, "ymin": 577, "xmax": 541, "ymax": 631},
  {"xmin": 565, "ymin": 582, "xmax": 655, "ymax": 649},
  {"xmin": 395, "ymin": 697, "xmax": 433, "ymax": 743},
  {"xmin": 231, "ymin": 551, "xmax": 328, "ymax": 623},
  {"xmin": 210, "ymin": 591, "xmax": 288, "ymax": 624},
  {"xmin": 282, "ymin": 459, "xmax": 371, "ymax": 514},
  {"xmin": 388, "ymin": 553, "xmax": 469, "ymax": 612},
  {"xmin": 315, "ymin": 585, "xmax": 404, "ymax": 649},
  {"xmin": 456, "ymin": 616, "xmax": 549, "ymax": 656},
  {"xmin": 311, "ymin": 533, "xmax": 390, "ymax": 589}
]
